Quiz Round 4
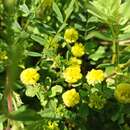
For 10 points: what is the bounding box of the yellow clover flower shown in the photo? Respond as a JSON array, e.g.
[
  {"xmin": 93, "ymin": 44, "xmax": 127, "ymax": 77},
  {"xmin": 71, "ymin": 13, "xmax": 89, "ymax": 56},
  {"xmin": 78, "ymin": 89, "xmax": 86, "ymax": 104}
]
[
  {"xmin": 62, "ymin": 89, "xmax": 80, "ymax": 107},
  {"xmin": 86, "ymin": 69, "xmax": 105, "ymax": 86},
  {"xmin": 63, "ymin": 65, "xmax": 82, "ymax": 83},
  {"xmin": 69, "ymin": 57, "xmax": 82, "ymax": 65},
  {"xmin": 71, "ymin": 43, "xmax": 85, "ymax": 57},
  {"xmin": 114, "ymin": 83, "xmax": 130, "ymax": 104},
  {"xmin": 64, "ymin": 28, "xmax": 78, "ymax": 43},
  {"xmin": 20, "ymin": 68, "xmax": 40, "ymax": 85}
]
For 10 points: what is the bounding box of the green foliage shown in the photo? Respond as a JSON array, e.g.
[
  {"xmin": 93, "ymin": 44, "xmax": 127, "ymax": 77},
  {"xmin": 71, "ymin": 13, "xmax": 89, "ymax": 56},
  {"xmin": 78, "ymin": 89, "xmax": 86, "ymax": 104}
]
[
  {"xmin": 49, "ymin": 85, "xmax": 63, "ymax": 97},
  {"xmin": 7, "ymin": 106, "xmax": 42, "ymax": 121},
  {"xmin": 53, "ymin": 2, "xmax": 63, "ymax": 23},
  {"xmin": 89, "ymin": 46, "xmax": 106, "ymax": 61},
  {"xmin": 0, "ymin": 0, "xmax": 130, "ymax": 130}
]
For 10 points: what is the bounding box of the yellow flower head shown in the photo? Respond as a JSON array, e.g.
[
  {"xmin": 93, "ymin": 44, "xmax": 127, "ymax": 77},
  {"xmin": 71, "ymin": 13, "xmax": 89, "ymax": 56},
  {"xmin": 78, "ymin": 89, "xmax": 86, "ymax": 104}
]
[
  {"xmin": 20, "ymin": 68, "xmax": 40, "ymax": 85},
  {"xmin": 71, "ymin": 43, "xmax": 85, "ymax": 57},
  {"xmin": 63, "ymin": 65, "xmax": 82, "ymax": 83},
  {"xmin": 69, "ymin": 57, "xmax": 82, "ymax": 65},
  {"xmin": 62, "ymin": 89, "xmax": 80, "ymax": 107},
  {"xmin": 114, "ymin": 83, "xmax": 130, "ymax": 104},
  {"xmin": 64, "ymin": 28, "xmax": 78, "ymax": 43},
  {"xmin": 86, "ymin": 69, "xmax": 105, "ymax": 86}
]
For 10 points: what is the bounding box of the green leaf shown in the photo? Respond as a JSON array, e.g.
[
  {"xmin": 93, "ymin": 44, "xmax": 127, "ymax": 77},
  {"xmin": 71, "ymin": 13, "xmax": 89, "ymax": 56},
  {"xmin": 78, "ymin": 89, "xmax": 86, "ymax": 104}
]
[
  {"xmin": 25, "ymin": 51, "xmax": 42, "ymax": 57},
  {"xmin": 122, "ymin": 0, "xmax": 130, "ymax": 19},
  {"xmin": 85, "ymin": 31, "xmax": 112, "ymax": 41},
  {"xmin": 65, "ymin": 0, "xmax": 76, "ymax": 20},
  {"xmin": 118, "ymin": 32, "xmax": 130, "ymax": 41},
  {"xmin": 86, "ymin": 2, "xmax": 107, "ymax": 22},
  {"xmin": 7, "ymin": 107, "xmax": 42, "ymax": 121},
  {"xmin": 53, "ymin": 2, "xmax": 63, "ymax": 23},
  {"xmin": 98, "ymin": 63, "xmax": 114, "ymax": 68},
  {"xmin": 25, "ymin": 120, "xmax": 47, "ymax": 130},
  {"xmin": 111, "ymin": 104, "xmax": 124, "ymax": 123},
  {"xmin": 49, "ymin": 85, "xmax": 63, "ymax": 97},
  {"xmin": 0, "ymin": 115, "xmax": 6, "ymax": 122},
  {"xmin": 25, "ymin": 86, "xmax": 39, "ymax": 97},
  {"xmin": 31, "ymin": 35, "xmax": 45, "ymax": 46},
  {"xmin": 0, "ymin": 93, "xmax": 2, "ymax": 100},
  {"xmin": 0, "ymin": 123, "xmax": 3, "ymax": 130},
  {"xmin": 40, "ymin": 111, "xmax": 62, "ymax": 120},
  {"xmin": 86, "ymin": 0, "xmax": 121, "ymax": 24},
  {"xmin": 19, "ymin": 4, "xmax": 30, "ymax": 16},
  {"xmin": 105, "ymin": 66, "xmax": 115, "ymax": 75},
  {"xmin": 79, "ymin": 103, "xmax": 89, "ymax": 118},
  {"xmin": 57, "ymin": 22, "xmax": 67, "ymax": 33},
  {"xmin": 89, "ymin": 46, "xmax": 106, "ymax": 61},
  {"xmin": 79, "ymin": 13, "xmax": 86, "ymax": 22}
]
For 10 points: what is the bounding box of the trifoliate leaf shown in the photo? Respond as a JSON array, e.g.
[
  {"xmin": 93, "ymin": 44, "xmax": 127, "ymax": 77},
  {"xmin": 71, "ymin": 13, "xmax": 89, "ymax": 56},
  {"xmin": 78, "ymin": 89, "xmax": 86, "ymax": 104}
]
[
  {"xmin": 89, "ymin": 46, "xmax": 106, "ymax": 61},
  {"xmin": 25, "ymin": 86, "xmax": 39, "ymax": 97},
  {"xmin": 49, "ymin": 85, "xmax": 63, "ymax": 97}
]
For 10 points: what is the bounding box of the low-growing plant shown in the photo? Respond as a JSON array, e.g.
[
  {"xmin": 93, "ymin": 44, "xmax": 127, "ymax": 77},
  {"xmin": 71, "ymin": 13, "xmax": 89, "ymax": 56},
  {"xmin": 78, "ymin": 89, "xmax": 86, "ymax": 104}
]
[{"xmin": 0, "ymin": 0, "xmax": 130, "ymax": 130}]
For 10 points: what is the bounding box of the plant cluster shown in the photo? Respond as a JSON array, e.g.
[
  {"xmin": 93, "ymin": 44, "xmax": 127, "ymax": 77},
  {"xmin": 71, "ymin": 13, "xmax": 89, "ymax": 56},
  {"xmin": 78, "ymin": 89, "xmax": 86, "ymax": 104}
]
[{"xmin": 0, "ymin": 0, "xmax": 130, "ymax": 130}]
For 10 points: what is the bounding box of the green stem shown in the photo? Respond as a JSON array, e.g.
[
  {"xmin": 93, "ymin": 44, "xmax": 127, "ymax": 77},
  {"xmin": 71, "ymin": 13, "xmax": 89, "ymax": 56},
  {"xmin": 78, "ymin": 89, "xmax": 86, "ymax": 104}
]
[
  {"xmin": 110, "ymin": 25, "xmax": 119, "ymax": 68},
  {"xmin": 110, "ymin": 24, "xmax": 120, "ymax": 85},
  {"xmin": 2, "ymin": 1, "xmax": 16, "ymax": 129},
  {"xmin": 112, "ymin": 39, "xmax": 116, "ymax": 64},
  {"xmin": 121, "ymin": 59, "xmax": 130, "ymax": 69},
  {"xmin": 115, "ymin": 41, "xmax": 119, "ymax": 68},
  {"xmin": 112, "ymin": 40, "xmax": 119, "ymax": 67}
]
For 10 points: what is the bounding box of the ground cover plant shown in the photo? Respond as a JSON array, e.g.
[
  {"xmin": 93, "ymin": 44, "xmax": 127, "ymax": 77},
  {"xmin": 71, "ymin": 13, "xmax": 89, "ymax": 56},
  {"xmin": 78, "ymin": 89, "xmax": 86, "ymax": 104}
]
[{"xmin": 0, "ymin": 0, "xmax": 130, "ymax": 130}]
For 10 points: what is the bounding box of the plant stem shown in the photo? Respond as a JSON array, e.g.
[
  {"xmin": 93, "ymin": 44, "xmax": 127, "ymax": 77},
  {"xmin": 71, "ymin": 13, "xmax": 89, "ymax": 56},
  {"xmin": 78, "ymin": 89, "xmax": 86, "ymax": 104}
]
[
  {"xmin": 112, "ymin": 41, "xmax": 119, "ymax": 67},
  {"xmin": 115, "ymin": 41, "xmax": 119, "ymax": 68},
  {"xmin": 116, "ymin": 42, "xmax": 119, "ymax": 67},
  {"xmin": 110, "ymin": 25, "xmax": 119, "ymax": 68},
  {"xmin": 112, "ymin": 40, "xmax": 116, "ymax": 64},
  {"xmin": 2, "ymin": 1, "xmax": 16, "ymax": 129},
  {"xmin": 7, "ymin": 93, "xmax": 13, "ymax": 112}
]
